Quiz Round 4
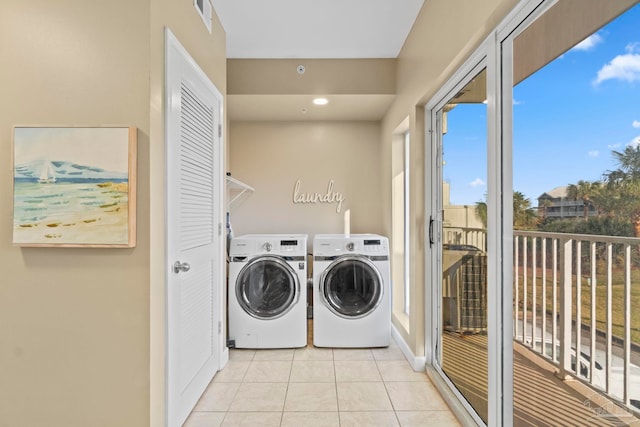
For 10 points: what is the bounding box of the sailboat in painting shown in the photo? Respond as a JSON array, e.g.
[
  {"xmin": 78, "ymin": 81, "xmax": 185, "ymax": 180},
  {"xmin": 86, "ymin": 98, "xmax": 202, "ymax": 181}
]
[{"xmin": 38, "ymin": 160, "xmax": 56, "ymax": 184}]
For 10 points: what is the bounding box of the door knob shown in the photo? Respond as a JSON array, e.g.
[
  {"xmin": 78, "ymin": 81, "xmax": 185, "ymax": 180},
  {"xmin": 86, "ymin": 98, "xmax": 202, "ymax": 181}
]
[{"xmin": 173, "ymin": 261, "xmax": 191, "ymax": 274}]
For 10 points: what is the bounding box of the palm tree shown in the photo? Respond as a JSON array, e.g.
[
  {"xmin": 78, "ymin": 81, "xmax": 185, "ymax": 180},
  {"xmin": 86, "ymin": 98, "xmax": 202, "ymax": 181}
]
[
  {"xmin": 603, "ymin": 145, "xmax": 640, "ymax": 235},
  {"xmin": 513, "ymin": 191, "xmax": 537, "ymax": 229},
  {"xmin": 475, "ymin": 199, "xmax": 487, "ymax": 229},
  {"xmin": 566, "ymin": 180, "xmax": 600, "ymax": 220},
  {"xmin": 476, "ymin": 192, "xmax": 537, "ymax": 229},
  {"xmin": 612, "ymin": 145, "xmax": 640, "ymax": 179}
]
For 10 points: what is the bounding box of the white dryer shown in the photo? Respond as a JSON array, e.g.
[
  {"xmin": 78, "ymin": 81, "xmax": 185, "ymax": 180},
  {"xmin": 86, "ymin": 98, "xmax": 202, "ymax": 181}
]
[
  {"xmin": 313, "ymin": 234, "xmax": 391, "ymax": 348},
  {"xmin": 228, "ymin": 234, "xmax": 308, "ymax": 348}
]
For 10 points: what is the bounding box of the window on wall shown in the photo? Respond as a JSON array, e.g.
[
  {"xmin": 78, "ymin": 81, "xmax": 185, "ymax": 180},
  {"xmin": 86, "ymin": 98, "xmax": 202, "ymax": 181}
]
[
  {"xmin": 403, "ymin": 131, "xmax": 411, "ymax": 314},
  {"xmin": 392, "ymin": 127, "xmax": 410, "ymax": 319}
]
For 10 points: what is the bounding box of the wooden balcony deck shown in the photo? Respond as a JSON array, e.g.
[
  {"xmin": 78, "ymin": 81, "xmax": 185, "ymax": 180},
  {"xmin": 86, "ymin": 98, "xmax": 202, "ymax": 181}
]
[{"xmin": 442, "ymin": 332, "xmax": 640, "ymax": 426}]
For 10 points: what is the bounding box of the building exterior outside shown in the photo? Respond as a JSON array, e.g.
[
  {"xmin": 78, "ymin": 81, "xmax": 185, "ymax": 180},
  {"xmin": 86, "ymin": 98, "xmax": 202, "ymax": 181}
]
[{"xmin": 537, "ymin": 186, "xmax": 597, "ymax": 219}]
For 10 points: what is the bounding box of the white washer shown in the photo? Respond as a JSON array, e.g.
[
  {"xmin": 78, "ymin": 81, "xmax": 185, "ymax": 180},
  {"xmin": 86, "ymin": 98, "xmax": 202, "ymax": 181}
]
[
  {"xmin": 228, "ymin": 234, "xmax": 308, "ymax": 348},
  {"xmin": 313, "ymin": 234, "xmax": 391, "ymax": 348}
]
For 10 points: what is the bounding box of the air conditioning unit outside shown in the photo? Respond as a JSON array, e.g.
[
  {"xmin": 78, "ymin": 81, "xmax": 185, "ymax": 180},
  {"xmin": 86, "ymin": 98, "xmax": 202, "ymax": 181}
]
[{"xmin": 442, "ymin": 246, "xmax": 487, "ymax": 334}]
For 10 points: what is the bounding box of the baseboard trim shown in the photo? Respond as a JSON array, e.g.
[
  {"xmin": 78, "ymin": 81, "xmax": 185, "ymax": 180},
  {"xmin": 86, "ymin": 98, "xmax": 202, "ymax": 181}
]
[
  {"xmin": 390, "ymin": 324, "xmax": 426, "ymax": 372},
  {"xmin": 219, "ymin": 347, "xmax": 229, "ymax": 370}
]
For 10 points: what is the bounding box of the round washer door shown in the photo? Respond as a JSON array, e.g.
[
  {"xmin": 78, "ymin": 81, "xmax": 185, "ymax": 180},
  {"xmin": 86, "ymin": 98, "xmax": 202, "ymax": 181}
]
[
  {"xmin": 236, "ymin": 255, "xmax": 300, "ymax": 320},
  {"xmin": 320, "ymin": 255, "xmax": 383, "ymax": 319}
]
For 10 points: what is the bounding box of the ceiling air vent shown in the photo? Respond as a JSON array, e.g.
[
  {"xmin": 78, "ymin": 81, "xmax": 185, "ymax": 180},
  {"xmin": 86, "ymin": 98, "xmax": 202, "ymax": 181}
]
[{"xmin": 194, "ymin": 0, "xmax": 212, "ymax": 33}]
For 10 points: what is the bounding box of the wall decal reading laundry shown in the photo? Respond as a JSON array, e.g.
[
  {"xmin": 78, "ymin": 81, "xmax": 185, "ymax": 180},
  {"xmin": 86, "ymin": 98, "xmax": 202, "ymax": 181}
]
[{"xmin": 293, "ymin": 179, "xmax": 345, "ymax": 213}]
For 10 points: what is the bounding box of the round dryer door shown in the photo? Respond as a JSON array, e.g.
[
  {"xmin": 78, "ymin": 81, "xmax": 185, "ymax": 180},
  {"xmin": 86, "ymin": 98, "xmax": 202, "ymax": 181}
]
[
  {"xmin": 236, "ymin": 255, "xmax": 300, "ymax": 320},
  {"xmin": 320, "ymin": 255, "xmax": 383, "ymax": 319}
]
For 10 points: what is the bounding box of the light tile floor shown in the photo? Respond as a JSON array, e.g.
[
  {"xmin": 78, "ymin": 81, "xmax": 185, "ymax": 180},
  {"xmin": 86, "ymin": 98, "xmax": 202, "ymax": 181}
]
[{"xmin": 184, "ymin": 340, "xmax": 461, "ymax": 427}]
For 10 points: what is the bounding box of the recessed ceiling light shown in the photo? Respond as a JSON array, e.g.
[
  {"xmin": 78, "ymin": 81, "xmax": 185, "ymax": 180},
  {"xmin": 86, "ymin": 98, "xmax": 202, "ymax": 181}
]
[{"xmin": 313, "ymin": 98, "xmax": 329, "ymax": 106}]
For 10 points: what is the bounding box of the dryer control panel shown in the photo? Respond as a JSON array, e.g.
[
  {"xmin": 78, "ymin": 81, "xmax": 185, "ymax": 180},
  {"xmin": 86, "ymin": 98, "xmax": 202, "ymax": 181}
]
[
  {"xmin": 313, "ymin": 234, "xmax": 389, "ymax": 257},
  {"xmin": 348, "ymin": 237, "xmax": 388, "ymax": 255},
  {"xmin": 230, "ymin": 234, "xmax": 308, "ymax": 258}
]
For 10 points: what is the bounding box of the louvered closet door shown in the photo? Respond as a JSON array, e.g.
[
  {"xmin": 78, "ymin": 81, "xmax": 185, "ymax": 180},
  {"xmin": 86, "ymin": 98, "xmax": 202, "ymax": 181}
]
[{"xmin": 166, "ymin": 30, "xmax": 224, "ymax": 427}]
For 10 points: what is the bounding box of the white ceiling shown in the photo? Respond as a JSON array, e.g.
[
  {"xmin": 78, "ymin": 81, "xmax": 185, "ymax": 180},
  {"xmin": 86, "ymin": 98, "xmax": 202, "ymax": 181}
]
[{"xmin": 211, "ymin": 0, "xmax": 425, "ymax": 59}]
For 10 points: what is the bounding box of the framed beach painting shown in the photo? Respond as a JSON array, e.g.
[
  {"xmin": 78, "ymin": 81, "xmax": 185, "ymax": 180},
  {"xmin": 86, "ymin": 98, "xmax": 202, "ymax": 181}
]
[{"xmin": 12, "ymin": 126, "xmax": 137, "ymax": 248}]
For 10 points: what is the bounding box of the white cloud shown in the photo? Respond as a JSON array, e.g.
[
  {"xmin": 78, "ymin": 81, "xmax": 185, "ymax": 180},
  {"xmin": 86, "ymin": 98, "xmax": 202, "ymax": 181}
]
[
  {"xmin": 573, "ymin": 33, "xmax": 604, "ymax": 51},
  {"xmin": 594, "ymin": 51, "xmax": 640, "ymax": 85},
  {"xmin": 628, "ymin": 136, "xmax": 640, "ymax": 148},
  {"xmin": 608, "ymin": 143, "xmax": 622, "ymax": 150},
  {"xmin": 626, "ymin": 42, "xmax": 640, "ymax": 54},
  {"xmin": 469, "ymin": 178, "xmax": 485, "ymax": 188},
  {"xmin": 587, "ymin": 150, "xmax": 599, "ymax": 158},
  {"xmin": 513, "ymin": 98, "xmax": 522, "ymax": 106},
  {"xmin": 632, "ymin": 120, "xmax": 640, "ymax": 129}
]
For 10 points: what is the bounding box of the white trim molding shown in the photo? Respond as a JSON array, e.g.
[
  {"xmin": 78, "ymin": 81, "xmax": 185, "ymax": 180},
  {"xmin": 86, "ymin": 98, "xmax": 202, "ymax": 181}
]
[{"xmin": 391, "ymin": 323, "xmax": 426, "ymax": 372}]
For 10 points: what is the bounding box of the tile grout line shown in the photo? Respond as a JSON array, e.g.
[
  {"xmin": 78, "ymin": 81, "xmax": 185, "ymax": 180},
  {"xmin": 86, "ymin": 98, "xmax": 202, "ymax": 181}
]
[
  {"xmin": 332, "ymin": 348, "xmax": 343, "ymax": 427},
  {"xmin": 375, "ymin": 353, "xmax": 402, "ymax": 425},
  {"xmin": 223, "ymin": 375, "xmax": 245, "ymax": 424},
  {"xmin": 279, "ymin": 354, "xmax": 295, "ymax": 427},
  {"xmin": 331, "ymin": 349, "xmax": 340, "ymax": 426}
]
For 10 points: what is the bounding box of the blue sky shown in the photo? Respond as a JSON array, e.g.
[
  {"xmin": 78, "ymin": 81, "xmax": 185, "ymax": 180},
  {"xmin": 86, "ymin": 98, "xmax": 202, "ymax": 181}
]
[{"xmin": 443, "ymin": 4, "xmax": 640, "ymax": 206}]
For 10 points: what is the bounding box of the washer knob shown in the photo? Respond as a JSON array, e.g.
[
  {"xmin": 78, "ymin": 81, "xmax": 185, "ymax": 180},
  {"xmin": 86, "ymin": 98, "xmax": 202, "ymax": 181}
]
[
  {"xmin": 264, "ymin": 242, "xmax": 273, "ymax": 252},
  {"xmin": 346, "ymin": 242, "xmax": 355, "ymax": 251}
]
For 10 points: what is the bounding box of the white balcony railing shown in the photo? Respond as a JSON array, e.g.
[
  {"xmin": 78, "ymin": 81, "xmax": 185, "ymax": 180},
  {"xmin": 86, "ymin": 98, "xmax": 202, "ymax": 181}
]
[
  {"xmin": 443, "ymin": 227, "xmax": 640, "ymax": 415},
  {"xmin": 513, "ymin": 230, "xmax": 640, "ymax": 416},
  {"xmin": 442, "ymin": 226, "xmax": 487, "ymax": 252}
]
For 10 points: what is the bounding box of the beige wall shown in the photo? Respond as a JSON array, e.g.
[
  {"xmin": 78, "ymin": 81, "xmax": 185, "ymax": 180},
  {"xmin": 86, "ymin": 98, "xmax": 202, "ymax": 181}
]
[
  {"xmin": 0, "ymin": 0, "xmax": 226, "ymax": 426},
  {"xmin": 228, "ymin": 121, "xmax": 383, "ymax": 252},
  {"xmin": 443, "ymin": 205, "xmax": 484, "ymax": 230},
  {"xmin": 0, "ymin": 1, "xmax": 150, "ymax": 425},
  {"xmin": 228, "ymin": 59, "xmax": 395, "ymax": 95}
]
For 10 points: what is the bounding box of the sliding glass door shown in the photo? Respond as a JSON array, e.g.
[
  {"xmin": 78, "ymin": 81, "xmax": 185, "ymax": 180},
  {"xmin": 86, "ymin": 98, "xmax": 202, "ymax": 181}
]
[
  {"xmin": 431, "ymin": 65, "xmax": 490, "ymax": 424},
  {"xmin": 426, "ymin": 1, "xmax": 640, "ymax": 426}
]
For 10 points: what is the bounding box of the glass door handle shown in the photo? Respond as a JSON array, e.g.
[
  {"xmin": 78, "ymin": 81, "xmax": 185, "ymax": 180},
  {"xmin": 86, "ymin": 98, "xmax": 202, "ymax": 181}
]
[{"xmin": 429, "ymin": 216, "xmax": 434, "ymax": 248}]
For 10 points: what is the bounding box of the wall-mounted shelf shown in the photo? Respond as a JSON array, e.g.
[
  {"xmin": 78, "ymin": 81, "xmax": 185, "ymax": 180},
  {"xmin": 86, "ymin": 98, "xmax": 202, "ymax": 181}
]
[{"xmin": 226, "ymin": 175, "xmax": 254, "ymax": 210}]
